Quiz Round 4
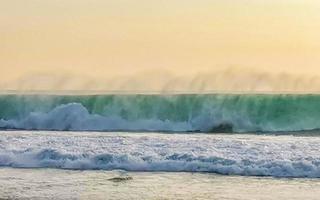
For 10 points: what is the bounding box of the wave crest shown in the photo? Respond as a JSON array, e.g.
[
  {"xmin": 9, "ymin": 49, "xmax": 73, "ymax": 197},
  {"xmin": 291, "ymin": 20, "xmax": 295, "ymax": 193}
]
[
  {"xmin": 0, "ymin": 103, "xmax": 193, "ymax": 132},
  {"xmin": 1, "ymin": 94, "xmax": 320, "ymax": 133}
]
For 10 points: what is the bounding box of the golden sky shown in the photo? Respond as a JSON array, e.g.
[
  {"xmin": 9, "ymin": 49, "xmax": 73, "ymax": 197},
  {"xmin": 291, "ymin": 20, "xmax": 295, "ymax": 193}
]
[{"xmin": 1, "ymin": 0, "xmax": 320, "ymax": 92}]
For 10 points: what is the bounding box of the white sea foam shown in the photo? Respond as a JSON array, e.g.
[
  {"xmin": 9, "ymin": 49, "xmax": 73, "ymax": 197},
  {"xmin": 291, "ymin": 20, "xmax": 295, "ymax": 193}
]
[
  {"xmin": 1, "ymin": 131, "xmax": 320, "ymax": 178},
  {"xmin": 0, "ymin": 103, "xmax": 192, "ymax": 132}
]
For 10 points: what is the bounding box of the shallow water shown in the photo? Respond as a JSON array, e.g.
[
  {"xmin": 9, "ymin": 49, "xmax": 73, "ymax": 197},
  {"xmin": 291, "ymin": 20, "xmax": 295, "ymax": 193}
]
[{"xmin": 1, "ymin": 168, "xmax": 320, "ymax": 200}]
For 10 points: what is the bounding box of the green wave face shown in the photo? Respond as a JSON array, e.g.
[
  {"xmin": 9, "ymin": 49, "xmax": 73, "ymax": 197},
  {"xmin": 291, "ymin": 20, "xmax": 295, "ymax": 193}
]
[{"xmin": 0, "ymin": 94, "xmax": 319, "ymax": 133}]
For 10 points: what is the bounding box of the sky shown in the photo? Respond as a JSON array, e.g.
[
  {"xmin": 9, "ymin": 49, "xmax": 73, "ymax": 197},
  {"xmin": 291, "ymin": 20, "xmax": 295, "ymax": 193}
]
[{"xmin": 1, "ymin": 0, "xmax": 320, "ymax": 92}]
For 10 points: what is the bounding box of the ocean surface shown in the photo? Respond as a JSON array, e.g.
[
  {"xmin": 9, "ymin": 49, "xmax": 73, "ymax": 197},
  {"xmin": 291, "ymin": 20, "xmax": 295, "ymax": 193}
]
[
  {"xmin": 1, "ymin": 94, "xmax": 320, "ymax": 199},
  {"xmin": 1, "ymin": 94, "xmax": 320, "ymax": 133},
  {"xmin": 0, "ymin": 131, "xmax": 320, "ymax": 199},
  {"xmin": 1, "ymin": 167, "xmax": 320, "ymax": 200}
]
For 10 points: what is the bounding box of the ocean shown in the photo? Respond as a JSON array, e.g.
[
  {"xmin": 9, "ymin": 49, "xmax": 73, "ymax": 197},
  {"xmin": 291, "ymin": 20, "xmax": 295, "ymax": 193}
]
[
  {"xmin": 1, "ymin": 94, "xmax": 320, "ymax": 199},
  {"xmin": 1, "ymin": 167, "xmax": 320, "ymax": 200}
]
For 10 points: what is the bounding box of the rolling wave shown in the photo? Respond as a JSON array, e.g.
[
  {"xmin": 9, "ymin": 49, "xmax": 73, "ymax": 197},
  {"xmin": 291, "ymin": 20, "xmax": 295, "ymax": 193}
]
[
  {"xmin": 1, "ymin": 132, "xmax": 320, "ymax": 178},
  {"xmin": 0, "ymin": 94, "xmax": 320, "ymax": 133},
  {"xmin": 2, "ymin": 149, "xmax": 319, "ymax": 177}
]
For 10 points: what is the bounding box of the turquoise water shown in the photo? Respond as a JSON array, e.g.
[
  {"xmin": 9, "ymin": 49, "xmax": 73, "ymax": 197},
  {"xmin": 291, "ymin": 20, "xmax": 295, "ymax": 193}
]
[
  {"xmin": 1, "ymin": 94, "xmax": 320, "ymax": 132},
  {"xmin": 1, "ymin": 94, "xmax": 320, "ymax": 199}
]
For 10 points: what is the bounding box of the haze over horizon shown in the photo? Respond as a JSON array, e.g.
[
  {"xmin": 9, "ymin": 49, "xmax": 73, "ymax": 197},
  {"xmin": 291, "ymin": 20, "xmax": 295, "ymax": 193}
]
[{"xmin": 1, "ymin": 0, "xmax": 320, "ymax": 92}]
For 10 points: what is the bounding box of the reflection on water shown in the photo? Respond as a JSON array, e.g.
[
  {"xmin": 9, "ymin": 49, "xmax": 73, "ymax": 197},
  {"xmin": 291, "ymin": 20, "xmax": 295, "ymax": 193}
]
[{"xmin": 1, "ymin": 168, "xmax": 320, "ymax": 200}]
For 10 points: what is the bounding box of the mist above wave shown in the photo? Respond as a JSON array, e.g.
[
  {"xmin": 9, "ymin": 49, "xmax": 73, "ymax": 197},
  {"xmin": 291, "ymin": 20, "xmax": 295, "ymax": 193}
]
[{"xmin": 2, "ymin": 67, "xmax": 320, "ymax": 93}]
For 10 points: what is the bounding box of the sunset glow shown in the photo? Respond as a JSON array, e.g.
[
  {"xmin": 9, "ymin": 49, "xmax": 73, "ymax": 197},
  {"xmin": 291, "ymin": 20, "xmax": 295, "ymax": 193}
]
[{"xmin": 1, "ymin": 0, "xmax": 320, "ymax": 92}]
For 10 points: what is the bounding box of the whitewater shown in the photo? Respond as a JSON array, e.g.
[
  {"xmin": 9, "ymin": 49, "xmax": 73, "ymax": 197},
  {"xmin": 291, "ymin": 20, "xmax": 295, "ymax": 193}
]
[
  {"xmin": 1, "ymin": 93, "xmax": 320, "ymax": 180},
  {"xmin": 1, "ymin": 94, "xmax": 320, "ymax": 133},
  {"xmin": 1, "ymin": 131, "xmax": 320, "ymax": 178}
]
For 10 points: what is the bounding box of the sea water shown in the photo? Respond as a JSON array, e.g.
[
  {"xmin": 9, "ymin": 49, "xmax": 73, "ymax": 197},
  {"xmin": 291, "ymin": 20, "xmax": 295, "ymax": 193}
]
[
  {"xmin": 1, "ymin": 94, "xmax": 320, "ymax": 199},
  {"xmin": 1, "ymin": 94, "xmax": 320, "ymax": 133},
  {"xmin": 1, "ymin": 167, "xmax": 320, "ymax": 200},
  {"xmin": 1, "ymin": 131, "xmax": 320, "ymax": 199}
]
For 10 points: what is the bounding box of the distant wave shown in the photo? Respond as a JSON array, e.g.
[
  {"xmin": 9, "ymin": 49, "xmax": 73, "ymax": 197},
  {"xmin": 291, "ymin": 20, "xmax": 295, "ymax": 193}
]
[
  {"xmin": 1, "ymin": 132, "xmax": 320, "ymax": 178},
  {"xmin": 1, "ymin": 94, "xmax": 320, "ymax": 133}
]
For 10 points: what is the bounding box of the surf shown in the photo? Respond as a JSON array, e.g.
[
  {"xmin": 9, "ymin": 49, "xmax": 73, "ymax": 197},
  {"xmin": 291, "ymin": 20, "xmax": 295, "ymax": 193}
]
[
  {"xmin": 0, "ymin": 94, "xmax": 320, "ymax": 133},
  {"xmin": 1, "ymin": 131, "xmax": 320, "ymax": 178}
]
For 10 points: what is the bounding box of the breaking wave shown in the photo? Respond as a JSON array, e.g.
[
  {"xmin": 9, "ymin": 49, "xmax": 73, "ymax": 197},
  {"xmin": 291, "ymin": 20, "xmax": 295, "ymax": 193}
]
[
  {"xmin": 1, "ymin": 149, "xmax": 319, "ymax": 177},
  {"xmin": 1, "ymin": 94, "xmax": 320, "ymax": 133},
  {"xmin": 1, "ymin": 132, "xmax": 320, "ymax": 178}
]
